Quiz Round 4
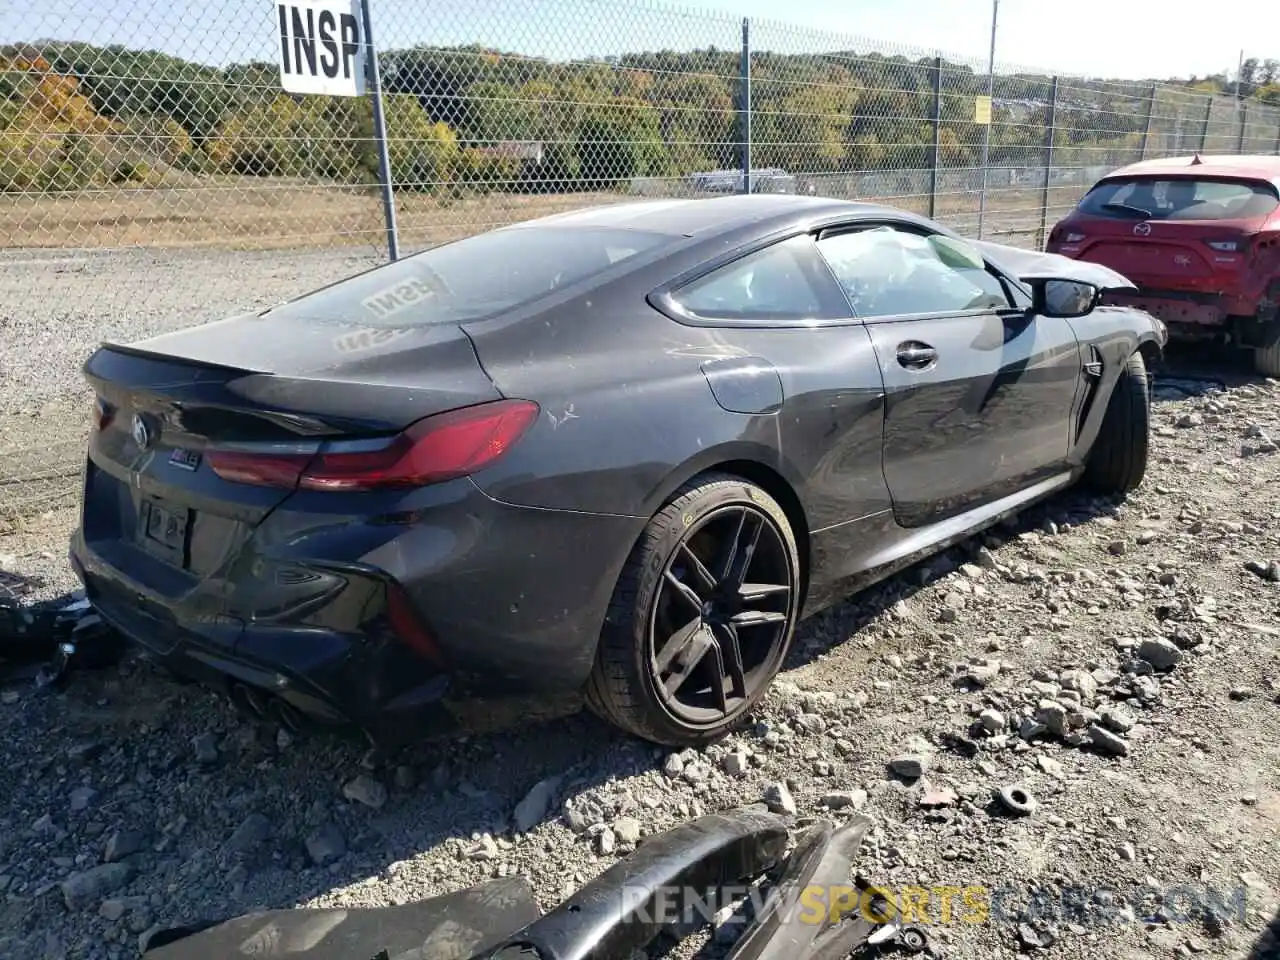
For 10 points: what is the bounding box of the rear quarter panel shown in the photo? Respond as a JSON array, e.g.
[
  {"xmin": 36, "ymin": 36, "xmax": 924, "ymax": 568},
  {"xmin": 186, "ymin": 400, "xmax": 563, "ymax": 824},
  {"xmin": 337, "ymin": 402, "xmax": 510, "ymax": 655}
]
[{"xmin": 461, "ymin": 269, "xmax": 891, "ymax": 534}]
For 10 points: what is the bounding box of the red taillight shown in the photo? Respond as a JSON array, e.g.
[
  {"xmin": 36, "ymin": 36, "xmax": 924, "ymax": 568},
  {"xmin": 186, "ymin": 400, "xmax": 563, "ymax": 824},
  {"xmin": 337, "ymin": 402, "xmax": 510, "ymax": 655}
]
[
  {"xmin": 206, "ymin": 400, "xmax": 539, "ymax": 492},
  {"xmin": 299, "ymin": 399, "xmax": 539, "ymax": 493},
  {"xmin": 205, "ymin": 450, "xmax": 314, "ymax": 488}
]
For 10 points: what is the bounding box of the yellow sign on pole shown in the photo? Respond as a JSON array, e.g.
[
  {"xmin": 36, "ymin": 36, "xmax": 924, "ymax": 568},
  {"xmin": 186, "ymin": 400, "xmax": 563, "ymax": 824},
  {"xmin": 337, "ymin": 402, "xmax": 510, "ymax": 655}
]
[{"xmin": 974, "ymin": 95, "xmax": 992, "ymax": 125}]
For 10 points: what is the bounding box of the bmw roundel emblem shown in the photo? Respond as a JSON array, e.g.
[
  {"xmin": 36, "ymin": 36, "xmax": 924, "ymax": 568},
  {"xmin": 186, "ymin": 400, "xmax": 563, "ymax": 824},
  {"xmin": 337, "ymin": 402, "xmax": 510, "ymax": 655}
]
[{"xmin": 131, "ymin": 414, "xmax": 153, "ymax": 450}]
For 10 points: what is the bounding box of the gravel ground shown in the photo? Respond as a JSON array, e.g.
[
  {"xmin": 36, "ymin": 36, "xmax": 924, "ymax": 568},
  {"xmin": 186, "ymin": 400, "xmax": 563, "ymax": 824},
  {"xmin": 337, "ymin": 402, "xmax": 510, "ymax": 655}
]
[{"xmin": 2, "ymin": 358, "xmax": 1280, "ymax": 960}]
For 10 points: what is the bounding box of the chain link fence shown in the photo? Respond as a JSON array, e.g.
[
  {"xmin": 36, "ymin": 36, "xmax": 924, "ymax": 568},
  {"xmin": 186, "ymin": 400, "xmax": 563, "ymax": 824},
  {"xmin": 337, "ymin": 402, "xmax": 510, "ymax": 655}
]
[{"xmin": 4, "ymin": 0, "xmax": 1280, "ymax": 518}]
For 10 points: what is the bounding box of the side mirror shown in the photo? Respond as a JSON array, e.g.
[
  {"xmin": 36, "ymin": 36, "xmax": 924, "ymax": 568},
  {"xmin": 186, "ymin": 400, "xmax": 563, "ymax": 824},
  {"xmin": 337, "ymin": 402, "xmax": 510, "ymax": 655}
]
[{"xmin": 1033, "ymin": 278, "xmax": 1102, "ymax": 319}]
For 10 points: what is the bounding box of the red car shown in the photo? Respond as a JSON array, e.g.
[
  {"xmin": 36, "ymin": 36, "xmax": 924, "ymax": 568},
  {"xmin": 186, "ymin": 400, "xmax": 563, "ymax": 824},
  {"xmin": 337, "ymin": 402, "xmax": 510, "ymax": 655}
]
[{"xmin": 1046, "ymin": 154, "xmax": 1280, "ymax": 373}]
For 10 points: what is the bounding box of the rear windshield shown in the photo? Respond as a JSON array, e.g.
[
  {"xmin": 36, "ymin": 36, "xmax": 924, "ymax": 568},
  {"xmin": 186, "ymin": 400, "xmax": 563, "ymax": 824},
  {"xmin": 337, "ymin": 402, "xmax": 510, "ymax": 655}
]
[
  {"xmin": 1077, "ymin": 177, "xmax": 1279, "ymax": 222},
  {"xmin": 280, "ymin": 226, "xmax": 672, "ymax": 326}
]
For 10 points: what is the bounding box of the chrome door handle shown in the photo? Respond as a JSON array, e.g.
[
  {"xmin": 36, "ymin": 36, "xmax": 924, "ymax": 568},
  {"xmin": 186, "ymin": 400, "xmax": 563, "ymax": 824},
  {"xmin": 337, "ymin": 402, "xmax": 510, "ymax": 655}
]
[{"xmin": 896, "ymin": 343, "xmax": 937, "ymax": 369}]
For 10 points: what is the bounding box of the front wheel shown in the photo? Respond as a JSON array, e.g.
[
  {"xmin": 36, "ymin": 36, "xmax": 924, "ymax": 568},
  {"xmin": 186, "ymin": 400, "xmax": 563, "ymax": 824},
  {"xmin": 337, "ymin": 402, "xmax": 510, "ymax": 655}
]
[
  {"xmin": 1083, "ymin": 350, "xmax": 1151, "ymax": 496},
  {"xmin": 586, "ymin": 473, "xmax": 801, "ymax": 747}
]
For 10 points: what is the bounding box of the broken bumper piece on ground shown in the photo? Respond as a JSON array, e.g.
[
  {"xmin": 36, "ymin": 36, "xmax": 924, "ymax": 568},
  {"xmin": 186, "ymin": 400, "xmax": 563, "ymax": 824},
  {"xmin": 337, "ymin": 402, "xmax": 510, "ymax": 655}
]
[
  {"xmin": 0, "ymin": 591, "xmax": 125, "ymax": 687},
  {"xmin": 138, "ymin": 806, "xmax": 933, "ymax": 960}
]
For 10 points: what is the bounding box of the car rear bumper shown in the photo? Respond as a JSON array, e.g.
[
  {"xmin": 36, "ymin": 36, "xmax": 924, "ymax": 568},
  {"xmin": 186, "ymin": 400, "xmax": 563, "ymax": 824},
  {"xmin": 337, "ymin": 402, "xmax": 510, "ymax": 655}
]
[
  {"xmin": 69, "ymin": 476, "xmax": 645, "ymax": 747},
  {"xmin": 1101, "ymin": 290, "xmax": 1232, "ymax": 328},
  {"xmin": 1102, "ymin": 284, "xmax": 1271, "ymax": 321},
  {"xmin": 69, "ymin": 530, "xmax": 464, "ymax": 743}
]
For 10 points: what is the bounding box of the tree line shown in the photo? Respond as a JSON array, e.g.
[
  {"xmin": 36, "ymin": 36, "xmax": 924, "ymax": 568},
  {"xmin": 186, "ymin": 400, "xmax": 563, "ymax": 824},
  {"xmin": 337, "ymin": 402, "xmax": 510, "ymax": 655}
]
[{"xmin": 2, "ymin": 40, "xmax": 1278, "ymax": 195}]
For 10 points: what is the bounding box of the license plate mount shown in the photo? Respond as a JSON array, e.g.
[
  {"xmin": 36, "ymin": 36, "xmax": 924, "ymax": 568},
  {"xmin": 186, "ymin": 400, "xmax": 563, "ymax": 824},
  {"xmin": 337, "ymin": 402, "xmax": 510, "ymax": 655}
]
[{"xmin": 138, "ymin": 499, "xmax": 191, "ymax": 567}]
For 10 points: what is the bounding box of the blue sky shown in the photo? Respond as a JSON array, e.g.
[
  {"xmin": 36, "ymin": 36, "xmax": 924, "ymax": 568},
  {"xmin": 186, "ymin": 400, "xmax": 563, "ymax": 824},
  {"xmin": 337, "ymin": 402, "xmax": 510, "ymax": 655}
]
[{"xmin": 12, "ymin": 0, "xmax": 1276, "ymax": 82}]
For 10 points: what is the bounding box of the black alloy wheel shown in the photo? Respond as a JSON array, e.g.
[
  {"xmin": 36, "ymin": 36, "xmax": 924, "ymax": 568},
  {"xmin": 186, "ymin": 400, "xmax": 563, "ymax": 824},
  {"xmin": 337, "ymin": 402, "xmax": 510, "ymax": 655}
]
[
  {"xmin": 650, "ymin": 503, "xmax": 794, "ymax": 724},
  {"xmin": 587, "ymin": 474, "xmax": 801, "ymax": 747}
]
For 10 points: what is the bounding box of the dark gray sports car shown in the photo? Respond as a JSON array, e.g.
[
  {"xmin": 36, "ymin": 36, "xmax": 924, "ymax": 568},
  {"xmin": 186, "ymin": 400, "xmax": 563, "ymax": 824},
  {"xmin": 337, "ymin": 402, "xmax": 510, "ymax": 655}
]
[{"xmin": 69, "ymin": 195, "xmax": 1166, "ymax": 748}]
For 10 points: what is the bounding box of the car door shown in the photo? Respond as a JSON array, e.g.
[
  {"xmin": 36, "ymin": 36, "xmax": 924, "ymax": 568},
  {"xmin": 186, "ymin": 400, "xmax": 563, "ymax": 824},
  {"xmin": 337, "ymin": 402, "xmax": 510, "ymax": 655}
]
[
  {"xmin": 814, "ymin": 222, "xmax": 1084, "ymax": 529},
  {"xmin": 651, "ymin": 232, "xmax": 894, "ymax": 537}
]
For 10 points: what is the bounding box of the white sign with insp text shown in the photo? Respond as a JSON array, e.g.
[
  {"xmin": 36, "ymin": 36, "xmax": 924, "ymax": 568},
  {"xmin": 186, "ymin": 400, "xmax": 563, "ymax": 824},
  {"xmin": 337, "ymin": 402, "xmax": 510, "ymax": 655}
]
[{"xmin": 277, "ymin": 0, "xmax": 367, "ymax": 97}]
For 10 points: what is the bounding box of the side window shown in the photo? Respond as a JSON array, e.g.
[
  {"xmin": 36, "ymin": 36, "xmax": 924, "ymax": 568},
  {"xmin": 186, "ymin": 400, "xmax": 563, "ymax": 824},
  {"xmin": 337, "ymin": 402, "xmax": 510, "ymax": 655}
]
[
  {"xmin": 816, "ymin": 225, "xmax": 1013, "ymax": 318},
  {"xmin": 670, "ymin": 235, "xmax": 843, "ymax": 322}
]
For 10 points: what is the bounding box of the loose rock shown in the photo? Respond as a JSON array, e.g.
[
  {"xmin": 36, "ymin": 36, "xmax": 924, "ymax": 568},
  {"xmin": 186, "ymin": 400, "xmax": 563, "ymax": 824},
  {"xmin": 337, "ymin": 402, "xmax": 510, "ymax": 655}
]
[
  {"xmin": 1137, "ymin": 637, "xmax": 1182, "ymax": 671},
  {"xmin": 978, "ymin": 708, "xmax": 1006, "ymax": 734},
  {"xmin": 762, "ymin": 781, "xmax": 797, "ymax": 816},
  {"xmin": 61, "ymin": 862, "xmax": 134, "ymax": 911},
  {"xmin": 889, "ymin": 755, "xmax": 928, "ymax": 779},
  {"xmin": 190, "ymin": 732, "xmax": 218, "ymax": 765},
  {"xmin": 103, "ymin": 830, "xmax": 145, "ymax": 864},
  {"xmin": 512, "ymin": 777, "xmax": 559, "ymax": 832},
  {"xmin": 305, "ymin": 823, "xmax": 346, "ymax": 867},
  {"xmin": 343, "ymin": 775, "xmax": 388, "ymax": 811},
  {"xmin": 613, "ymin": 817, "xmax": 642, "ymax": 847},
  {"xmin": 1059, "ymin": 669, "xmax": 1099, "ymax": 704},
  {"xmin": 226, "ymin": 813, "xmax": 272, "ymax": 854},
  {"xmin": 1088, "ymin": 725, "xmax": 1130, "ymax": 757},
  {"xmin": 822, "ymin": 790, "xmax": 867, "ymax": 811}
]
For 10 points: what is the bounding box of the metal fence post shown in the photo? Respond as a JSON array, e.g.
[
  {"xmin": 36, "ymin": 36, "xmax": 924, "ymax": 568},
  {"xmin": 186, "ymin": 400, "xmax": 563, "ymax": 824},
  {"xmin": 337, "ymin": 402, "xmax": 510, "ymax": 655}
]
[
  {"xmin": 1274, "ymin": 114, "xmax": 1280, "ymax": 156},
  {"xmin": 1038, "ymin": 76, "xmax": 1059, "ymax": 251},
  {"xmin": 976, "ymin": 0, "xmax": 999, "ymax": 240},
  {"xmin": 359, "ymin": 0, "xmax": 400, "ymax": 261},
  {"xmin": 1140, "ymin": 82, "xmax": 1157, "ymax": 160},
  {"xmin": 929, "ymin": 54, "xmax": 943, "ymax": 220},
  {"xmin": 1200, "ymin": 95, "xmax": 1213, "ymax": 152},
  {"xmin": 739, "ymin": 18, "xmax": 752, "ymax": 195},
  {"xmin": 1237, "ymin": 102, "xmax": 1248, "ymax": 152}
]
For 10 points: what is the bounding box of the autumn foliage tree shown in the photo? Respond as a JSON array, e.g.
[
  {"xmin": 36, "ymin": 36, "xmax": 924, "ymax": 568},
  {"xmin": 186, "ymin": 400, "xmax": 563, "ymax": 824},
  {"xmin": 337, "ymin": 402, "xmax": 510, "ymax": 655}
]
[{"xmin": 3, "ymin": 39, "xmax": 1279, "ymax": 195}]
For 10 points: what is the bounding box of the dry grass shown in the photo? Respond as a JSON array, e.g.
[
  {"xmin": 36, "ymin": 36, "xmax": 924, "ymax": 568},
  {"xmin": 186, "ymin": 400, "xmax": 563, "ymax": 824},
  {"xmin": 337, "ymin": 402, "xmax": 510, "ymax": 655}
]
[{"xmin": 0, "ymin": 177, "xmax": 1089, "ymax": 253}]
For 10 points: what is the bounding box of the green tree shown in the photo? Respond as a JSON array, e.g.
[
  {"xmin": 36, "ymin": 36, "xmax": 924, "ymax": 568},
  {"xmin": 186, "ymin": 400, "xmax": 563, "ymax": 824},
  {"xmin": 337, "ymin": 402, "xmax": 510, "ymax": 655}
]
[{"xmin": 383, "ymin": 93, "xmax": 460, "ymax": 192}]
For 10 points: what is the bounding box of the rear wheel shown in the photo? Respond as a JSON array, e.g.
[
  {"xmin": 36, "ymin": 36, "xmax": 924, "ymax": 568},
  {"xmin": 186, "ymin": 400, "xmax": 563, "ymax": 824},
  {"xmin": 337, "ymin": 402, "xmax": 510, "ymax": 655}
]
[
  {"xmin": 586, "ymin": 474, "xmax": 801, "ymax": 747},
  {"xmin": 1083, "ymin": 351, "xmax": 1150, "ymax": 495}
]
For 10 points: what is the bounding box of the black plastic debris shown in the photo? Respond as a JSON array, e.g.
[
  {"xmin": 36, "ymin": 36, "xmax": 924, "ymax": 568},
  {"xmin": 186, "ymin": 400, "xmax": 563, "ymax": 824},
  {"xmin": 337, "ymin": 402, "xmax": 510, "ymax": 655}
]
[
  {"xmin": 137, "ymin": 807, "xmax": 939, "ymax": 960},
  {"xmin": 1, "ymin": 589, "xmax": 126, "ymax": 687}
]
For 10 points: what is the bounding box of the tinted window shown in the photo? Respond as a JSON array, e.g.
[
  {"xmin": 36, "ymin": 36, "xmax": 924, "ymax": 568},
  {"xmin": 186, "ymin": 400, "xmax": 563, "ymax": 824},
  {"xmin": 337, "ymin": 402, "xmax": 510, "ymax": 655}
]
[
  {"xmin": 670, "ymin": 235, "xmax": 842, "ymax": 322},
  {"xmin": 278, "ymin": 226, "xmax": 671, "ymax": 326},
  {"xmin": 817, "ymin": 226, "xmax": 1012, "ymax": 318},
  {"xmin": 1077, "ymin": 177, "xmax": 1280, "ymax": 221}
]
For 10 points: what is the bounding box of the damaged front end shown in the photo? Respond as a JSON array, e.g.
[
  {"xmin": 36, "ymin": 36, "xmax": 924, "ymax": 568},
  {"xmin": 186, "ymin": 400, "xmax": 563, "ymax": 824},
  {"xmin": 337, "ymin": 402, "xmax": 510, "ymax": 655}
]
[{"xmin": 139, "ymin": 807, "xmax": 931, "ymax": 960}]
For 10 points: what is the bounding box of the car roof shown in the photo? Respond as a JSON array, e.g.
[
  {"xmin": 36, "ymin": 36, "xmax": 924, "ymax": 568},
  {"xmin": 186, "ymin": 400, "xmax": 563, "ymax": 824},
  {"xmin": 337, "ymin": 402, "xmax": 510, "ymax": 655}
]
[
  {"xmin": 1101, "ymin": 154, "xmax": 1280, "ymax": 186},
  {"xmin": 504, "ymin": 194, "xmax": 904, "ymax": 239}
]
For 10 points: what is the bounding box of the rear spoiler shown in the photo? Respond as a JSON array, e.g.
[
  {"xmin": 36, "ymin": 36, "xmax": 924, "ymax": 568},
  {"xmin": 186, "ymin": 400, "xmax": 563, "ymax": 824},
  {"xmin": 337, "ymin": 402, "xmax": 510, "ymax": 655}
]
[{"xmin": 972, "ymin": 240, "xmax": 1139, "ymax": 293}]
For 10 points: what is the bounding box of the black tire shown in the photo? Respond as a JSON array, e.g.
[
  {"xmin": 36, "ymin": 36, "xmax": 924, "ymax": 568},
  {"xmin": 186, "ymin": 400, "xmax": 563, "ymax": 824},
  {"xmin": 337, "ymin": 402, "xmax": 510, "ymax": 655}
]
[
  {"xmin": 586, "ymin": 472, "xmax": 801, "ymax": 747},
  {"xmin": 1083, "ymin": 350, "xmax": 1150, "ymax": 495}
]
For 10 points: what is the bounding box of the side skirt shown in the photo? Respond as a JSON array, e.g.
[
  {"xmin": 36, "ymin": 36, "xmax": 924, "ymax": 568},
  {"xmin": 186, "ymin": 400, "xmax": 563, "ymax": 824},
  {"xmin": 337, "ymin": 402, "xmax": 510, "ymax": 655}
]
[{"xmin": 803, "ymin": 469, "xmax": 1081, "ymax": 618}]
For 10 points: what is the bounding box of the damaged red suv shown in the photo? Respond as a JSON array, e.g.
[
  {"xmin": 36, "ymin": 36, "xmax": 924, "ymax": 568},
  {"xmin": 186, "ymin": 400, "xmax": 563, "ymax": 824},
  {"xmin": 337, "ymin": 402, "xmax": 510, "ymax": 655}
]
[{"xmin": 1046, "ymin": 154, "xmax": 1280, "ymax": 373}]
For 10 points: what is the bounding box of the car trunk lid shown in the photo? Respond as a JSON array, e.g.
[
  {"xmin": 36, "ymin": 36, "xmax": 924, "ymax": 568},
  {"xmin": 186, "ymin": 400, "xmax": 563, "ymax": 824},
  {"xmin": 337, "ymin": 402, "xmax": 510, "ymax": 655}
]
[{"xmin": 80, "ymin": 311, "xmax": 502, "ymax": 601}]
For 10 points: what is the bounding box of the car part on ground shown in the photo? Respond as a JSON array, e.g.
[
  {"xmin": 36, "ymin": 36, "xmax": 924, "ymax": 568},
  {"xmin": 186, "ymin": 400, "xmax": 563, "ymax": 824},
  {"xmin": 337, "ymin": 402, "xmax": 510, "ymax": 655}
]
[
  {"xmin": 1045, "ymin": 154, "xmax": 1280, "ymax": 374},
  {"xmin": 138, "ymin": 807, "xmax": 932, "ymax": 960},
  {"xmin": 721, "ymin": 816, "xmax": 924, "ymax": 960},
  {"xmin": 69, "ymin": 194, "xmax": 1164, "ymax": 750},
  {"xmin": 996, "ymin": 784, "xmax": 1037, "ymax": 817},
  {"xmin": 0, "ymin": 590, "xmax": 125, "ymax": 688},
  {"xmin": 138, "ymin": 874, "xmax": 543, "ymax": 960},
  {"xmin": 474, "ymin": 807, "xmax": 789, "ymax": 959}
]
